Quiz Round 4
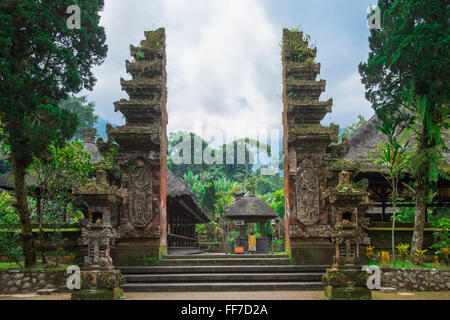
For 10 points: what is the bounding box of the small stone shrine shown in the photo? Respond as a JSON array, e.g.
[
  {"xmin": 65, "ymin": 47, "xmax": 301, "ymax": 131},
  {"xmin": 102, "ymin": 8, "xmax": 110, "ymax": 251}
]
[{"xmin": 321, "ymin": 171, "xmax": 373, "ymax": 300}]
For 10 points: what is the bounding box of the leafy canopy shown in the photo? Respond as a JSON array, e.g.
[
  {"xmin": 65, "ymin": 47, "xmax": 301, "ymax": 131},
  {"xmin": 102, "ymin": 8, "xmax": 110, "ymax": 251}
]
[
  {"xmin": 60, "ymin": 95, "xmax": 99, "ymax": 139},
  {"xmin": 0, "ymin": 0, "xmax": 108, "ymax": 164}
]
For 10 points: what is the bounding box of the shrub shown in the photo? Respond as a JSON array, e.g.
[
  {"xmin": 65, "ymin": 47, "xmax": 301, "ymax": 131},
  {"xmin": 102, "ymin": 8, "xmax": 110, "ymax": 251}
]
[
  {"xmin": 430, "ymin": 217, "xmax": 450, "ymax": 260},
  {"xmin": 443, "ymin": 247, "xmax": 449, "ymax": 265},
  {"xmin": 380, "ymin": 251, "xmax": 390, "ymax": 265},
  {"xmin": 414, "ymin": 249, "xmax": 427, "ymax": 265},
  {"xmin": 0, "ymin": 192, "xmax": 23, "ymax": 267},
  {"xmin": 366, "ymin": 245, "xmax": 375, "ymax": 261},
  {"xmin": 396, "ymin": 243, "xmax": 410, "ymax": 267}
]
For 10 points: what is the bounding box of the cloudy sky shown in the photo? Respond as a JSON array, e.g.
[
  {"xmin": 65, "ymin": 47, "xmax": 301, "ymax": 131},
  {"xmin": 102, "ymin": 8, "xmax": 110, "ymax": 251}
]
[{"xmin": 81, "ymin": 0, "xmax": 376, "ymax": 144}]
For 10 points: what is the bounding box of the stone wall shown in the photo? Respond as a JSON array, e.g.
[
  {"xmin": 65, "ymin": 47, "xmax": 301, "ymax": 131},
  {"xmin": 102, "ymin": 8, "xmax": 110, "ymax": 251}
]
[
  {"xmin": 0, "ymin": 269, "xmax": 67, "ymax": 294},
  {"xmin": 381, "ymin": 267, "xmax": 450, "ymax": 291}
]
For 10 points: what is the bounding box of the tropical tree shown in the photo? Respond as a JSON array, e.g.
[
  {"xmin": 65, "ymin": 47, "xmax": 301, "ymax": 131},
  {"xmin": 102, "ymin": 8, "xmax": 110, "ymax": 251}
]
[
  {"xmin": 359, "ymin": 0, "xmax": 449, "ymax": 257},
  {"xmin": 168, "ymin": 131, "xmax": 213, "ymax": 178},
  {"xmin": 220, "ymin": 138, "xmax": 271, "ymax": 181},
  {"xmin": 259, "ymin": 189, "xmax": 285, "ymax": 220},
  {"xmin": 29, "ymin": 140, "xmax": 94, "ymax": 263},
  {"xmin": 0, "ymin": 191, "xmax": 23, "ymax": 267},
  {"xmin": 60, "ymin": 95, "xmax": 99, "ymax": 139},
  {"xmin": 0, "ymin": 1, "xmax": 107, "ymax": 266},
  {"xmin": 370, "ymin": 114, "xmax": 411, "ymax": 262}
]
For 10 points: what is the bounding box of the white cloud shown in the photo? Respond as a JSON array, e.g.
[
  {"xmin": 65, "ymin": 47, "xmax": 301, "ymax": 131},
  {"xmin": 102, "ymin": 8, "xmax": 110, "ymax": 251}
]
[
  {"xmin": 81, "ymin": 0, "xmax": 282, "ymax": 139},
  {"xmin": 321, "ymin": 72, "xmax": 374, "ymax": 129},
  {"xmin": 80, "ymin": 0, "xmax": 373, "ymax": 139}
]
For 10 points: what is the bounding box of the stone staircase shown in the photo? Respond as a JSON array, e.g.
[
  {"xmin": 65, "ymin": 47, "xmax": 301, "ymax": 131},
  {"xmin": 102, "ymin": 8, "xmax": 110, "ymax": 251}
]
[{"xmin": 119, "ymin": 254, "xmax": 327, "ymax": 292}]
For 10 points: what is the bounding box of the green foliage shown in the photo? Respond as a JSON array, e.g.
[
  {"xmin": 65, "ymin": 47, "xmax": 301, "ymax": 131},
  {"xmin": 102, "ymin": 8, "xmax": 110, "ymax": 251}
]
[
  {"xmin": 392, "ymin": 206, "xmax": 415, "ymax": 223},
  {"xmin": 253, "ymin": 174, "xmax": 283, "ymax": 195},
  {"xmin": 0, "ymin": 0, "xmax": 107, "ymax": 266},
  {"xmin": 396, "ymin": 243, "xmax": 410, "ymax": 267},
  {"xmin": 136, "ymin": 49, "xmax": 145, "ymax": 60},
  {"xmin": 259, "ymin": 189, "xmax": 285, "ymax": 219},
  {"xmin": 371, "ymin": 115, "xmax": 411, "ymax": 180},
  {"xmin": 369, "ymin": 109, "xmax": 412, "ymax": 263},
  {"xmin": 0, "ymin": 191, "xmax": 23, "ymax": 266},
  {"xmin": 226, "ymin": 236, "xmax": 236, "ymax": 251},
  {"xmin": 142, "ymin": 256, "xmax": 159, "ymax": 266},
  {"xmin": 380, "ymin": 251, "xmax": 390, "ymax": 265},
  {"xmin": 168, "ymin": 131, "xmax": 274, "ymax": 184},
  {"xmin": 366, "ymin": 245, "xmax": 375, "ymax": 261},
  {"xmin": 430, "ymin": 217, "xmax": 450, "ymax": 256},
  {"xmin": 414, "ymin": 249, "xmax": 428, "ymax": 265},
  {"xmin": 59, "ymin": 95, "xmax": 99, "ymax": 139},
  {"xmin": 29, "ymin": 140, "xmax": 95, "ymax": 199},
  {"xmin": 359, "ymin": 0, "xmax": 449, "ymax": 254},
  {"xmin": 0, "ymin": 0, "xmax": 108, "ymax": 164},
  {"xmin": 29, "ymin": 140, "xmax": 93, "ymax": 263}
]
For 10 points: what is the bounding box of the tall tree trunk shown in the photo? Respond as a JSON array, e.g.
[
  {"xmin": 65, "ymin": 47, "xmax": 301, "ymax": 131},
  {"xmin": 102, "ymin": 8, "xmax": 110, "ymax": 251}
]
[
  {"xmin": 411, "ymin": 115, "xmax": 431, "ymax": 262},
  {"xmin": 10, "ymin": 152, "xmax": 36, "ymax": 267},
  {"xmin": 36, "ymin": 192, "xmax": 47, "ymax": 264},
  {"xmin": 391, "ymin": 184, "xmax": 396, "ymax": 264},
  {"xmin": 411, "ymin": 184, "xmax": 427, "ymax": 259}
]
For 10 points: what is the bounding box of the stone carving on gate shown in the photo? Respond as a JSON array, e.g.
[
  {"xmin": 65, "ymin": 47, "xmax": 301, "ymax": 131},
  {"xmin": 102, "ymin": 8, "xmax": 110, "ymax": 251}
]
[
  {"xmin": 296, "ymin": 158, "xmax": 320, "ymax": 225},
  {"xmin": 129, "ymin": 161, "xmax": 152, "ymax": 228},
  {"xmin": 281, "ymin": 29, "xmax": 340, "ymax": 238}
]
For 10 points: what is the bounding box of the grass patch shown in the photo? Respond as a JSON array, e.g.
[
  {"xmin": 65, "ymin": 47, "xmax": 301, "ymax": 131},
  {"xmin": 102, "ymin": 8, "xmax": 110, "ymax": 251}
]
[
  {"xmin": 366, "ymin": 260, "xmax": 450, "ymax": 269},
  {"xmin": 0, "ymin": 260, "xmax": 71, "ymax": 270}
]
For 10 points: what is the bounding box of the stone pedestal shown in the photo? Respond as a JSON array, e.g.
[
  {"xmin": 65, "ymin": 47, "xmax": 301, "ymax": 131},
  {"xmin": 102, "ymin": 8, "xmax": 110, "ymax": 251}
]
[
  {"xmin": 111, "ymin": 239, "xmax": 160, "ymax": 266},
  {"xmin": 290, "ymin": 238, "xmax": 334, "ymax": 265},
  {"xmin": 71, "ymin": 269, "xmax": 125, "ymax": 300},
  {"xmin": 322, "ymin": 267, "xmax": 371, "ymax": 300}
]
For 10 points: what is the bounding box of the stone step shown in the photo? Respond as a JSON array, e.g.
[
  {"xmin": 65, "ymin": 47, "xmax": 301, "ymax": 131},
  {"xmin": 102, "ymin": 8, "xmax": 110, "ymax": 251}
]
[
  {"xmin": 121, "ymin": 282, "xmax": 324, "ymax": 292},
  {"xmin": 158, "ymin": 258, "xmax": 290, "ymax": 266},
  {"xmin": 119, "ymin": 265, "xmax": 329, "ymax": 274},
  {"xmin": 162, "ymin": 254, "xmax": 289, "ymax": 259},
  {"xmin": 124, "ymin": 272, "xmax": 324, "ymax": 283}
]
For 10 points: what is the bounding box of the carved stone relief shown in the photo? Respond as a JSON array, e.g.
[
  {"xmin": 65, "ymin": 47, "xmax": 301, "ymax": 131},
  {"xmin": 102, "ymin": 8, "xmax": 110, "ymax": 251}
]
[
  {"xmin": 296, "ymin": 158, "xmax": 320, "ymax": 225},
  {"xmin": 129, "ymin": 159, "xmax": 152, "ymax": 227}
]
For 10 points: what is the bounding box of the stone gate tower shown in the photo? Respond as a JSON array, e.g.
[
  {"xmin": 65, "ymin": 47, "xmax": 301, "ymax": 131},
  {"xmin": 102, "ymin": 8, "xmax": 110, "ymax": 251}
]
[
  {"xmin": 282, "ymin": 29, "xmax": 339, "ymax": 264},
  {"xmin": 108, "ymin": 28, "xmax": 168, "ymax": 264}
]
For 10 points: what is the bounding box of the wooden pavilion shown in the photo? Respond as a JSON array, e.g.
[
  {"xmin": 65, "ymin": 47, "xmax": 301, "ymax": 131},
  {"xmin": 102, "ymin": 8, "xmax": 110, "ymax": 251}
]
[{"xmin": 225, "ymin": 193, "xmax": 278, "ymax": 254}]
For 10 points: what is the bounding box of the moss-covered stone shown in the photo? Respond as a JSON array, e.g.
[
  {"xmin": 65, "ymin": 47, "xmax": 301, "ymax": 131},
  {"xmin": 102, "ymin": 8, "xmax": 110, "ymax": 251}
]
[
  {"xmin": 71, "ymin": 287, "xmax": 123, "ymax": 300},
  {"xmin": 324, "ymin": 285, "xmax": 371, "ymax": 300},
  {"xmin": 323, "ymin": 268, "xmax": 372, "ymax": 300},
  {"xmin": 112, "ymin": 244, "xmax": 160, "ymax": 266},
  {"xmin": 290, "ymin": 244, "xmax": 334, "ymax": 265}
]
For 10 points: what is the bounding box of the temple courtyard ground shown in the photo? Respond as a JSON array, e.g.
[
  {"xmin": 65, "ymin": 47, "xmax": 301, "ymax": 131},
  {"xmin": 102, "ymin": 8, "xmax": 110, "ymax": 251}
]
[{"xmin": 0, "ymin": 291, "xmax": 449, "ymax": 300}]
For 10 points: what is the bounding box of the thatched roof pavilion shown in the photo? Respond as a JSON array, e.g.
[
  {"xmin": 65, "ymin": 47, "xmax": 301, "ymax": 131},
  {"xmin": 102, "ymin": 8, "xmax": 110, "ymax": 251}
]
[
  {"xmin": 225, "ymin": 194, "xmax": 278, "ymax": 223},
  {"xmin": 167, "ymin": 169, "xmax": 210, "ymax": 224},
  {"xmin": 334, "ymin": 114, "xmax": 450, "ymax": 222}
]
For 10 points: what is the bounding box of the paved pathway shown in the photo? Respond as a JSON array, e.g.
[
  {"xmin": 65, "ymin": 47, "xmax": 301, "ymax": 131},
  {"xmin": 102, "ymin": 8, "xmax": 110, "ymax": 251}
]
[{"xmin": 0, "ymin": 290, "xmax": 449, "ymax": 300}]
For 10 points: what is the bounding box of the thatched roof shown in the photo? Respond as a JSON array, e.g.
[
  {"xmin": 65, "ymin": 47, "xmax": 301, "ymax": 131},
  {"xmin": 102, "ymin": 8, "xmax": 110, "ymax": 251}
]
[
  {"xmin": 225, "ymin": 194, "xmax": 278, "ymax": 221},
  {"xmin": 344, "ymin": 114, "xmax": 384, "ymax": 164},
  {"xmin": 166, "ymin": 169, "xmax": 211, "ymax": 223},
  {"xmin": 167, "ymin": 169, "xmax": 193, "ymax": 198},
  {"xmin": 344, "ymin": 114, "xmax": 450, "ymax": 165}
]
